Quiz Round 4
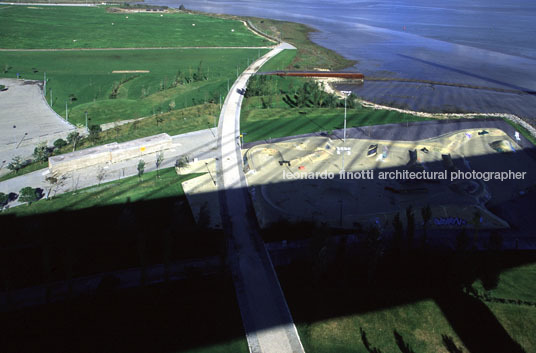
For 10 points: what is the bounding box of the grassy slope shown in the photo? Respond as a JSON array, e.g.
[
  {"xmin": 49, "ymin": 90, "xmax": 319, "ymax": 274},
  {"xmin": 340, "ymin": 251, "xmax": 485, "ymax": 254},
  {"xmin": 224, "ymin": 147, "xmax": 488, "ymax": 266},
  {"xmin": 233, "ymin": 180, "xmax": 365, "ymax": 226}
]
[
  {"xmin": 472, "ymin": 263, "xmax": 536, "ymax": 353},
  {"xmin": 280, "ymin": 261, "xmax": 536, "ymax": 353},
  {"xmin": 2, "ymin": 276, "xmax": 248, "ymax": 353},
  {"xmin": 241, "ymin": 104, "xmax": 431, "ymax": 143},
  {"xmin": 240, "ymin": 44, "xmax": 431, "ymax": 142},
  {"xmin": 2, "ymin": 167, "xmax": 193, "ymax": 216},
  {"xmin": 297, "ymin": 299, "xmax": 465, "ymax": 353},
  {"xmin": 0, "ymin": 49, "xmax": 268, "ymax": 125},
  {"xmin": 246, "ymin": 16, "xmax": 355, "ymax": 70},
  {"xmin": 0, "ymin": 5, "xmax": 270, "ymax": 48}
]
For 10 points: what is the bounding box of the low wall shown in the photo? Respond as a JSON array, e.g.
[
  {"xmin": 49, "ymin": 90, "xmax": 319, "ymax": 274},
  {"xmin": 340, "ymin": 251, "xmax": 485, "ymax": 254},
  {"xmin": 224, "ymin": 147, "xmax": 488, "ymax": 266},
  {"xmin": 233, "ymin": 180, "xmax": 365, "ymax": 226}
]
[{"xmin": 49, "ymin": 133, "xmax": 173, "ymax": 174}]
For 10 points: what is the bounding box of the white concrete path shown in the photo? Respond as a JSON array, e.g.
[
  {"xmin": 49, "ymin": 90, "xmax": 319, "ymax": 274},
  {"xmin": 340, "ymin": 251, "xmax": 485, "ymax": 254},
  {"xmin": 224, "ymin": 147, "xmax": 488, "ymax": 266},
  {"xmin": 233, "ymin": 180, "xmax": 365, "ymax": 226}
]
[{"xmin": 217, "ymin": 42, "xmax": 305, "ymax": 353}]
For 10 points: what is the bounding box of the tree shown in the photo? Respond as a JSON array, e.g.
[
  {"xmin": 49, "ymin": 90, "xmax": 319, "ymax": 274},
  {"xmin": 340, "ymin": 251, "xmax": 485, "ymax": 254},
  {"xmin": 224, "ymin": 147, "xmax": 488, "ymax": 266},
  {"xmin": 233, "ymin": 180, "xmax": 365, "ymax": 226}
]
[
  {"xmin": 19, "ymin": 186, "xmax": 43, "ymax": 205},
  {"xmin": 96, "ymin": 167, "xmax": 106, "ymax": 186},
  {"xmin": 155, "ymin": 152, "xmax": 164, "ymax": 178},
  {"xmin": 7, "ymin": 156, "xmax": 24, "ymax": 174},
  {"xmin": 137, "ymin": 159, "xmax": 145, "ymax": 181},
  {"xmin": 405, "ymin": 205, "xmax": 415, "ymax": 250},
  {"xmin": 45, "ymin": 173, "xmax": 66, "ymax": 198},
  {"xmin": 392, "ymin": 212, "xmax": 404, "ymax": 251},
  {"xmin": 421, "ymin": 205, "xmax": 432, "ymax": 248},
  {"xmin": 33, "ymin": 142, "xmax": 51, "ymax": 162},
  {"xmin": 88, "ymin": 124, "xmax": 102, "ymax": 143},
  {"xmin": 175, "ymin": 155, "xmax": 189, "ymax": 173},
  {"xmin": 0, "ymin": 192, "xmax": 8, "ymax": 210},
  {"xmin": 67, "ymin": 131, "xmax": 81, "ymax": 152},
  {"xmin": 472, "ymin": 210, "xmax": 482, "ymax": 247},
  {"xmin": 53, "ymin": 138, "xmax": 67, "ymax": 150}
]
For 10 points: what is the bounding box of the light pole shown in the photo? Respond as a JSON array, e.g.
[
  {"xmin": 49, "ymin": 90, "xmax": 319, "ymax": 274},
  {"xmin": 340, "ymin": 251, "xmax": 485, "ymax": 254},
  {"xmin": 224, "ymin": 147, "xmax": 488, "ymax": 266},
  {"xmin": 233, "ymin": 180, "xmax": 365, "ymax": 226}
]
[
  {"xmin": 341, "ymin": 90, "xmax": 352, "ymax": 143},
  {"xmin": 340, "ymin": 90, "xmax": 352, "ymax": 173},
  {"xmin": 85, "ymin": 111, "xmax": 88, "ymax": 130},
  {"xmin": 65, "ymin": 101, "xmax": 68, "ymax": 121}
]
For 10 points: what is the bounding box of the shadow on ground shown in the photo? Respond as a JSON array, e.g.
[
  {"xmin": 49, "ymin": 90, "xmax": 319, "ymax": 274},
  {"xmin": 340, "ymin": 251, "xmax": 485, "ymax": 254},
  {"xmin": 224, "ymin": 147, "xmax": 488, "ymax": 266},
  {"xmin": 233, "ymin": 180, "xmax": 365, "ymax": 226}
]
[{"xmin": 1, "ymin": 137, "xmax": 536, "ymax": 352}]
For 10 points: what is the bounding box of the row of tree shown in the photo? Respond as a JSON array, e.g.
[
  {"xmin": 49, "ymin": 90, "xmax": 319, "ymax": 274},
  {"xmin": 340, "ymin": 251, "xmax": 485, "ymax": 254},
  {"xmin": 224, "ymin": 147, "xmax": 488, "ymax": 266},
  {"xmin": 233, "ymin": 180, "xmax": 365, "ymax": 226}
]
[{"xmin": 7, "ymin": 127, "xmax": 103, "ymax": 175}]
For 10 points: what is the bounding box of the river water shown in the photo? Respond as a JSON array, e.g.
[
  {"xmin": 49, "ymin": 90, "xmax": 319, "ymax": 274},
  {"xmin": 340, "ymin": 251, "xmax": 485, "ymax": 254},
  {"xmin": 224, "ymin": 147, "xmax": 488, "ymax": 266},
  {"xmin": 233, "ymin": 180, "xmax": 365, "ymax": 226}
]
[{"xmin": 144, "ymin": 0, "xmax": 536, "ymax": 120}]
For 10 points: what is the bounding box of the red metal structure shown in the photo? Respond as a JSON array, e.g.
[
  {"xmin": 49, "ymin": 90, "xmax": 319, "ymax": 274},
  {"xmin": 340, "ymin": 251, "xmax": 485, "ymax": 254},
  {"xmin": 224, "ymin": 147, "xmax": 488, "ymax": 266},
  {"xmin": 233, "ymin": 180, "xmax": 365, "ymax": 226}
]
[{"xmin": 258, "ymin": 71, "xmax": 365, "ymax": 79}]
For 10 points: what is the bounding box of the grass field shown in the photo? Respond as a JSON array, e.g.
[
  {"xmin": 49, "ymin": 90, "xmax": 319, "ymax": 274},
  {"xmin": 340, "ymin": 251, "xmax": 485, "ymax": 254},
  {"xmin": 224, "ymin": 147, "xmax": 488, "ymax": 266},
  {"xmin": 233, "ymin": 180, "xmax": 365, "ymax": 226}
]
[
  {"xmin": 279, "ymin": 254, "xmax": 536, "ymax": 353},
  {"xmin": 0, "ymin": 49, "xmax": 268, "ymax": 125},
  {"xmin": 241, "ymin": 104, "xmax": 432, "ymax": 143},
  {"xmin": 0, "ymin": 5, "xmax": 271, "ymax": 49},
  {"xmin": 1, "ymin": 275, "xmax": 249, "ymax": 353},
  {"xmin": 296, "ymin": 299, "xmax": 466, "ymax": 353},
  {"xmin": 241, "ymin": 50, "xmax": 433, "ymax": 142},
  {"xmin": 246, "ymin": 16, "xmax": 355, "ymax": 71},
  {"xmin": 471, "ymin": 263, "xmax": 536, "ymax": 353},
  {"xmin": 2, "ymin": 166, "xmax": 195, "ymax": 216},
  {"xmin": 1, "ymin": 167, "xmax": 228, "ymax": 288}
]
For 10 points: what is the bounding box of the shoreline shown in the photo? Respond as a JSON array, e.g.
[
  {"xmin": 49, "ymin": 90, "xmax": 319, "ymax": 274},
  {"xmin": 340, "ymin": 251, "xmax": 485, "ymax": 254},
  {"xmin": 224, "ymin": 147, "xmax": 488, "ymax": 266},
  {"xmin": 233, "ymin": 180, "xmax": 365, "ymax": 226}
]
[{"xmin": 315, "ymin": 77, "xmax": 536, "ymax": 141}]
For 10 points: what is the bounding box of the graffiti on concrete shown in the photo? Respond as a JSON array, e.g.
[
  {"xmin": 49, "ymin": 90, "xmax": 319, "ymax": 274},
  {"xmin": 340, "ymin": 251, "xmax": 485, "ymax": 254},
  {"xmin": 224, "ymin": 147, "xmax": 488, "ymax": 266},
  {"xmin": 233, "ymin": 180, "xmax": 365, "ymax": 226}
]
[{"xmin": 434, "ymin": 217, "xmax": 467, "ymax": 226}]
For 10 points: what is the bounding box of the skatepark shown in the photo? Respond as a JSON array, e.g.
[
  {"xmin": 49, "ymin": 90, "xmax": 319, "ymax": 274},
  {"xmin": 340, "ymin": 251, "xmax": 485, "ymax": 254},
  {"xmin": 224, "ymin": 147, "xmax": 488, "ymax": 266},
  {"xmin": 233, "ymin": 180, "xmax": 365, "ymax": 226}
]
[{"xmin": 184, "ymin": 124, "xmax": 536, "ymax": 232}]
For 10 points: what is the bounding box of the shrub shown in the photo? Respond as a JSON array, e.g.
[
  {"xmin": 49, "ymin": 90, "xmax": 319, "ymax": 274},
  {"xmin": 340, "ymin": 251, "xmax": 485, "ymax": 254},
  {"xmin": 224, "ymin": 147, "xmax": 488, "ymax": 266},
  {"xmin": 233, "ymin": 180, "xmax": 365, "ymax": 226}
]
[
  {"xmin": 33, "ymin": 142, "xmax": 52, "ymax": 162},
  {"xmin": 53, "ymin": 138, "xmax": 68, "ymax": 150},
  {"xmin": 0, "ymin": 192, "xmax": 8, "ymax": 210},
  {"xmin": 7, "ymin": 156, "xmax": 25, "ymax": 174},
  {"xmin": 88, "ymin": 125, "xmax": 102, "ymax": 143},
  {"xmin": 19, "ymin": 187, "xmax": 44, "ymax": 204}
]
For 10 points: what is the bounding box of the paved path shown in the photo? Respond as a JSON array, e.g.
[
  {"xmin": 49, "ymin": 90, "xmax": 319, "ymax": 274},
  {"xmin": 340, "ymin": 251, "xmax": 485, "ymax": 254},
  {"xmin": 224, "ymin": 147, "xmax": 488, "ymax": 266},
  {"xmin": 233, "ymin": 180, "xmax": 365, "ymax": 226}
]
[{"xmin": 217, "ymin": 42, "xmax": 305, "ymax": 353}]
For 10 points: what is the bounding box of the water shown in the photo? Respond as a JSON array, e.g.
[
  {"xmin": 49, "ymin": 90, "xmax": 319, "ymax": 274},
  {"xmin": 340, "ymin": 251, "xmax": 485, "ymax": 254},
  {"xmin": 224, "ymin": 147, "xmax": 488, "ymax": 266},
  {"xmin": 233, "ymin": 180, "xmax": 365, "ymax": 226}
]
[{"xmin": 144, "ymin": 0, "xmax": 536, "ymax": 120}]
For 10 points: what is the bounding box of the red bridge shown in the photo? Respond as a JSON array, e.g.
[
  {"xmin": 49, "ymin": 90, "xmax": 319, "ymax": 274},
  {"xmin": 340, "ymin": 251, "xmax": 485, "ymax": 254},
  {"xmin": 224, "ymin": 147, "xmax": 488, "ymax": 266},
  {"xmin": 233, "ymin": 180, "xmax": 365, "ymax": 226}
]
[{"xmin": 257, "ymin": 71, "xmax": 365, "ymax": 79}]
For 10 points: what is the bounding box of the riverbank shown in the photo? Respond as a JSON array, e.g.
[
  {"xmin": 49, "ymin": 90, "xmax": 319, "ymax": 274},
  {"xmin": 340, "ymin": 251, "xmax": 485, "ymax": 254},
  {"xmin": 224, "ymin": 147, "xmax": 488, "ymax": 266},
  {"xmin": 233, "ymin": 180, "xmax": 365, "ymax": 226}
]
[{"xmin": 185, "ymin": 8, "xmax": 355, "ymax": 71}]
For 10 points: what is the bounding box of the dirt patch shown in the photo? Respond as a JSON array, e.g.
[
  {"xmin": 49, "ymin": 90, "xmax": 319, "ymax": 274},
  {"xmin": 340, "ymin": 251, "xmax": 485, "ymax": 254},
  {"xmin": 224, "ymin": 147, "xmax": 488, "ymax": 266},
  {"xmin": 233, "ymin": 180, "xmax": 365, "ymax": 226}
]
[{"xmin": 112, "ymin": 70, "xmax": 150, "ymax": 74}]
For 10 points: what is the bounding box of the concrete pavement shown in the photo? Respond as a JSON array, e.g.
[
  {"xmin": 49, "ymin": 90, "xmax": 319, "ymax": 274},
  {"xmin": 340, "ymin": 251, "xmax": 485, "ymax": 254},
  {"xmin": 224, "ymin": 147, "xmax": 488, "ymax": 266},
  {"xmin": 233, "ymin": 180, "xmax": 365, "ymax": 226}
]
[
  {"xmin": 0, "ymin": 78, "xmax": 78, "ymax": 176},
  {"xmin": 217, "ymin": 43, "xmax": 305, "ymax": 353}
]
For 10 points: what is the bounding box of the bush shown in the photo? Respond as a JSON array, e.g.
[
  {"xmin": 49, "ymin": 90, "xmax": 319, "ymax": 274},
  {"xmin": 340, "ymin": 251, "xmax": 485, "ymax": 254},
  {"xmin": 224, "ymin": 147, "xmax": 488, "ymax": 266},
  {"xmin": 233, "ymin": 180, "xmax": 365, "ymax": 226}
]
[
  {"xmin": 88, "ymin": 125, "xmax": 102, "ymax": 143},
  {"xmin": 53, "ymin": 138, "xmax": 68, "ymax": 150},
  {"xmin": 7, "ymin": 156, "xmax": 25, "ymax": 173},
  {"xmin": 0, "ymin": 192, "xmax": 8, "ymax": 210},
  {"xmin": 19, "ymin": 187, "xmax": 44, "ymax": 204},
  {"xmin": 33, "ymin": 142, "xmax": 52, "ymax": 162}
]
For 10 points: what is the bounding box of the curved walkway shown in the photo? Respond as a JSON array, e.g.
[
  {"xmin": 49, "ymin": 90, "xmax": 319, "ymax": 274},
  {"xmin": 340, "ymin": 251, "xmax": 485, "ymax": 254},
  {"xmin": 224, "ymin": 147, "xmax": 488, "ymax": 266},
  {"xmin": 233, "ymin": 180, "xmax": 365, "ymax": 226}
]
[{"xmin": 216, "ymin": 42, "xmax": 305, "ymax": 353}]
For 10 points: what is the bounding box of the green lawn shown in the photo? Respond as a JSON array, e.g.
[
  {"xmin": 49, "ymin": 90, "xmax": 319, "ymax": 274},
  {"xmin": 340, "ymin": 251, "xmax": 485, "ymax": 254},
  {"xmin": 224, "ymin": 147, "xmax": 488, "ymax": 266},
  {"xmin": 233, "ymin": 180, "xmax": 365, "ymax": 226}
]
[
  {"xmin": 296, "ymin": 299, "xmax": 466, "ymax": 353},
  {"xmin": 0, "ymin": 49, "xmax": 268, "ymax": 125},
  {"xmin": 258, "ymin": 50, "xmax": 297, "ymax": 72},
  {"xmin": 471, "ymin": 263, "xmax": 536, "ymax": 353},
  {"xmin": 0, "ymin": 5, "xmax": 271, "ymax": 49},
  {"xmin": 278, "ymin": 258, "xmax": 536, "ymax": 353},
  {"xmin": 241, "ymin": 105, "xmax": 432, "ymax": 143},
  {"xmin": 2, "ymin": 167, "xmax": 195, "ymax": 216},
  {"xmin": 242, "ymin": 50, "xmax": 432, "ymax": 142},
  {"xmin": 1, "ymin": 276, "xmax": 249, "ymax": 353},
  {"xmin": 246, "ymin": 16, "xmax": 355, "ymax": 70}
]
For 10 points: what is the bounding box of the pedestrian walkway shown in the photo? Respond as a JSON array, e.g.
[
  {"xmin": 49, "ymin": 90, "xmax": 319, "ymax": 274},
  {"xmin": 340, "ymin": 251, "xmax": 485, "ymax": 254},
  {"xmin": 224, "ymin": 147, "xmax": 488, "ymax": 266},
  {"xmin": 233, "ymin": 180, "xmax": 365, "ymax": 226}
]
[{"xmin": 217, "ymin": 42, "xmax": 305, "ymax": 353}]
